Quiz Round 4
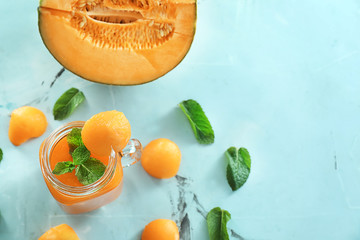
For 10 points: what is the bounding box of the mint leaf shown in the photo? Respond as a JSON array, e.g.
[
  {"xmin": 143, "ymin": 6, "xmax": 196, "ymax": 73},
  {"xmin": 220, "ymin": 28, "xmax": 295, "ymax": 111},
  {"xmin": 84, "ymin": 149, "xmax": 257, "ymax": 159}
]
[
  {"xmin": 179, "ymin": 99, "xmax": 214, "ymax": 144},
  {"xmin": 75, "ymin": 158, "xmax": 106, "ymax": 185},
  {"xmin": 52, "ymin": 161, "xmax": 75, "ymax": 175},
  {"xmin": 239, "ymin": 147, "xmax": 251, "ymax": 169},
  {"xmin": 225, "ymin": 147, "xmax": 251, "ymax": 191},
  {"xmin": 72, "ymin": 145, "xmax": 90, "ymax": 165},
  {"xmin": 0, "ymin": 148, "xmax": 3, "ymax": 163},
  {"xmin": 53, "ymin": 88, "xmax": 85, "ymax": 120},
  {"xmin": 207, "ymin": 207, "xmax": 231, "ymax": 240},
  {"xmin": 67, "ymin": 128, "xmax": 83, "ymax": 153}
]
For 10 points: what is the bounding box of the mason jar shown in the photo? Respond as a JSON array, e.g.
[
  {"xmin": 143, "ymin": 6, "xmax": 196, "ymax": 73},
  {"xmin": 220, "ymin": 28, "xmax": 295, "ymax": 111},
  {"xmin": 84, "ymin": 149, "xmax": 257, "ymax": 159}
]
[{"xmin": 39, "ymin": 121, "xmax": 142, "ymax": 214}]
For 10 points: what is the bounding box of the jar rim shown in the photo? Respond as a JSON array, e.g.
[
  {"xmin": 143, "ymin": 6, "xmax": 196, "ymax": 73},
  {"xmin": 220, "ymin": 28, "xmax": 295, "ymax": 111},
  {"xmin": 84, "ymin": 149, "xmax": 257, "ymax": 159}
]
[{"xmin": 39, "ymin": 121, "xmax": 117, "ymax": 196}]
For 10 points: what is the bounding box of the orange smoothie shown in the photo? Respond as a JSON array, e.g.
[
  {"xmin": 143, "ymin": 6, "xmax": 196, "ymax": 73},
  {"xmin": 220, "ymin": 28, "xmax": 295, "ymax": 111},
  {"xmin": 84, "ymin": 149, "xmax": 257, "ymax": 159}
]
[
  {"xmin": 50, "ymin": 137, "xmax": 111, "ymax": 186},
  {"xmin": 39, "ymin": 122, "xmax": 124, "ymax": 214}
]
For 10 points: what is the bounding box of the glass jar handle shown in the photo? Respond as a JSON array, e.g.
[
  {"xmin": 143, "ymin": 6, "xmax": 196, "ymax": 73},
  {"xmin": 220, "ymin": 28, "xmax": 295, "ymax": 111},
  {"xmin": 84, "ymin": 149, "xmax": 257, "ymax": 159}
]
[{"xmin": 119, "ymin": 138, "xmax": 142, "ymax": 168}]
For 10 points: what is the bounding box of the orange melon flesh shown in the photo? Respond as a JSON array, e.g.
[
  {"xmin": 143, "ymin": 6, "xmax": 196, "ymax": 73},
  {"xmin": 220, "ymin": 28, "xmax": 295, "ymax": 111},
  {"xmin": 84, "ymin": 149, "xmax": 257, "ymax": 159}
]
[
  {"xmin": 38, "ymin": 224, "xmax": 80, "ymax": 240},
  {"xmin": 38, "ymin": 0, "xmax": 196, "ymax": 85}
]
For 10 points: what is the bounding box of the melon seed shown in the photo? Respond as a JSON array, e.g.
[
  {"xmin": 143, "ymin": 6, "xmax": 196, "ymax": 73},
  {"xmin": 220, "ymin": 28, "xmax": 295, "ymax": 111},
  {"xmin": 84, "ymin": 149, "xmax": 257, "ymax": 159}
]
[{"xmin": 69, "ymin": 0, "xmax": 175, "ymax": 50}]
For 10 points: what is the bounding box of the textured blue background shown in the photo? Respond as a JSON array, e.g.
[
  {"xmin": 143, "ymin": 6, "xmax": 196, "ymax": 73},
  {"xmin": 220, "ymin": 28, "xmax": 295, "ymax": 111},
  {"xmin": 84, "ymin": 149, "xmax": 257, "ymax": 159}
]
[{"xmin": 1, "ymin": 0, "xmax": 360, "ymax": 239}]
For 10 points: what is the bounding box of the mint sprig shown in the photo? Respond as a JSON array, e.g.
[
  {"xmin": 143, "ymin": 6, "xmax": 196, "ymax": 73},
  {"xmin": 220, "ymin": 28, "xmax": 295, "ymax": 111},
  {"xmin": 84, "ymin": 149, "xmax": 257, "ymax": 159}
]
[
  {"xmin": 67, "ymin": 128, "xmax": 83, "ymax": 153},
  {"xmin": 72, "ymin": 145, "xmax": 90, "ymax": 165},
  {"xmin": 0, "ymin": 148, "xmax": 3, "ymax": 163},
  {"xmin": 75, "ymin": 158, "xmax": 106, "ymax": 185},
  {"xmin": 53, "ymin": 88, "xmax": 85, "ymax": 120},
  {"xmin": 225, "ymin": 147, "xmax": 251, "ymax": 191},
  {"xmin": 179, "ymin": 99, "xmax": 214, "ymax": 144},
  {"xmin": 52, "ymin": 128, "xmax": 106, "ymax": 185},
  {"xmin": 52, "ymin": 161, "xmax": 75, "ymax": 175},
  {"xmin": 206, "ymin": 207, "xmax": 231, "ymax": 240}
]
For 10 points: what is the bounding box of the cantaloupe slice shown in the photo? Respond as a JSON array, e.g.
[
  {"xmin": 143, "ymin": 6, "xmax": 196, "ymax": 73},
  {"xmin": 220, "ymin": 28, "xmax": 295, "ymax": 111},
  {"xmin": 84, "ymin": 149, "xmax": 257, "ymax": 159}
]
[{"xmin": 38, "ymin": 0, "xmax": 196, "ymax": 85}]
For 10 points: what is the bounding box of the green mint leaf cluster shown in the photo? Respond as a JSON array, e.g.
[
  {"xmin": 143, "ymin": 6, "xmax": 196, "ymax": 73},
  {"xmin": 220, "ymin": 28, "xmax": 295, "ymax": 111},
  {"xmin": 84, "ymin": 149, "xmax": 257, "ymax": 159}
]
[
  {"xmin": 52, "ymin": 128, "xmax": 106, "ymax": 185},
  {"xmin": 179, "ymin": 99, "xmax": 214, "ymax": 144},
  {"xmin": 206, "ymin": 207, "xmax": 231, "ymax": 240},
  {"xmin": 67, "ymin": 127, "xmax": 83, "ymax": 153},
  {"xmin": 0, "ymin": 148, "xmax": 3, "ymax": 163},
  {"xmin": 72, "ymin": 145, "xmax": 90, "ymax": 165},
  {"xmin": 225, "ymin": 147, "xmax": 251, "ymax": 191},
  {"xmin": 52, "ymin": 161, "xmax": 75, "ymax": 175},
  {"xmin": 53, "ymin": 88, "xmax": 85, "ymax": 120},
  {"xmin": 75, "ymin": 158, "xmax": 106, "ymax": 185}
]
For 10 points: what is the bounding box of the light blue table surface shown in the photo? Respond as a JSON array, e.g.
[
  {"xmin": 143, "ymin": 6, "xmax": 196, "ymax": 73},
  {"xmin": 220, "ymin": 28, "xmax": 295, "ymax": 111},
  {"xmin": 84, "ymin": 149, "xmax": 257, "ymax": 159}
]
[{"xmin": 1, "ymin": 0, "xmax": 360, "ymax": 239}]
